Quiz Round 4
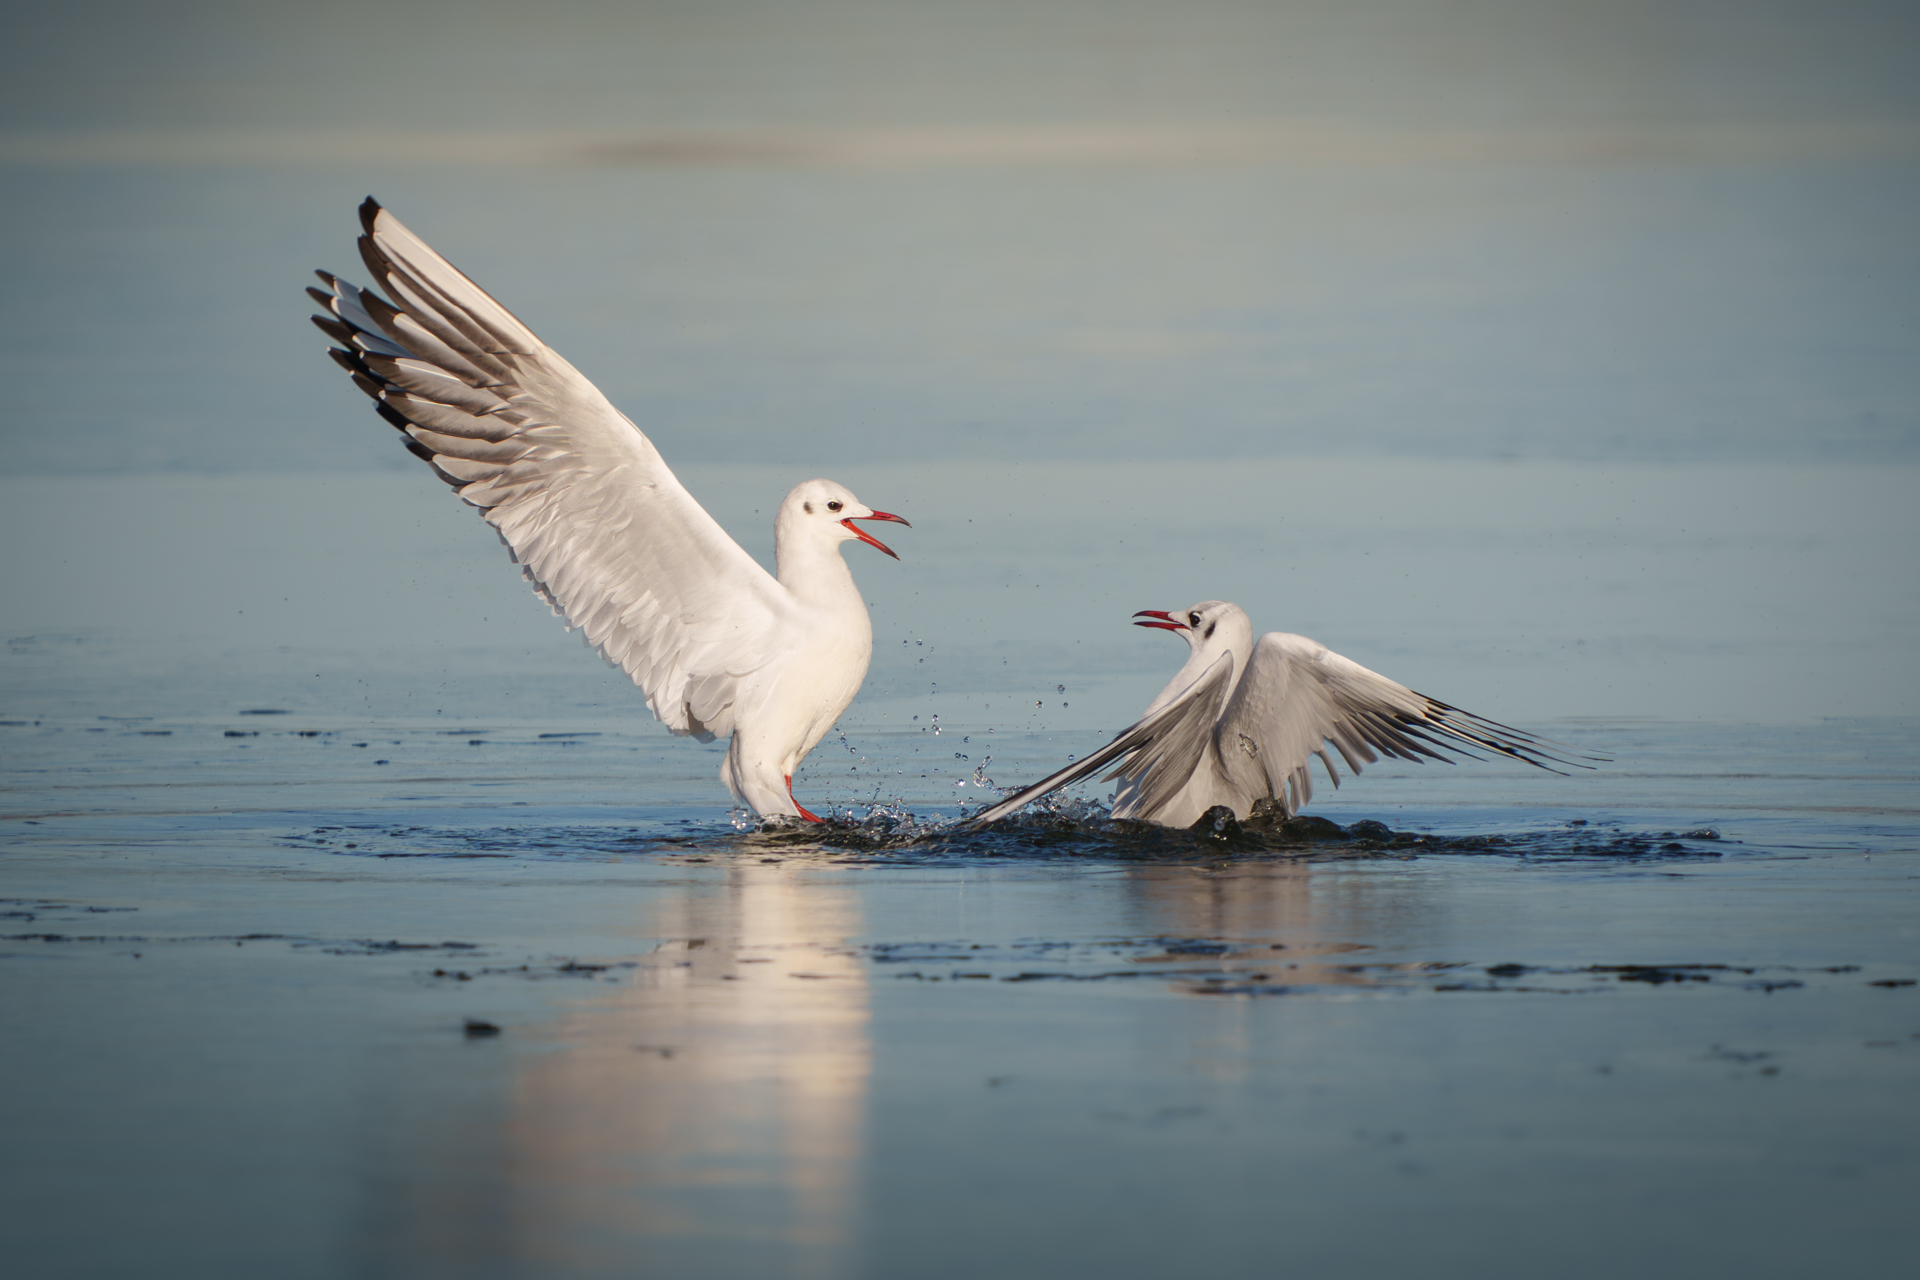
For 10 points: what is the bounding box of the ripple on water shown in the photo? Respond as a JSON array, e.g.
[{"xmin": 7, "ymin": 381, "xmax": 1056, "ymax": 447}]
[{"xmin": 278, "ymin": 803, "xmax": 1727, "ymax": 865}]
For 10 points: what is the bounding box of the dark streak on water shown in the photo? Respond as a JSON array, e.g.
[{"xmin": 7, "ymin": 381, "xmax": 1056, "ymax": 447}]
[{"xmin": 276, "ymin": 807, "xmax": 1730, "ymax": 864}]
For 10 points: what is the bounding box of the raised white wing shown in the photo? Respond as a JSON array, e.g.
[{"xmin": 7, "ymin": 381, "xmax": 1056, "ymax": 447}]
[
  {"xmin": 1215, "ymin": 632, "xmax": 1576, "ymax": 816},
  {"xmin": 963, "ymin": 652, "xmax": 1238, "ymax": 827},
  {"xmin": 310, "ymin": 198, "xmax": 797, "ymax": 740}
]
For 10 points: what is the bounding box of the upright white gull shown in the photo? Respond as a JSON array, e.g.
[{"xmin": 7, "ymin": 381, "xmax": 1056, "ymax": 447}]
[
  {"xmin": 967, "ymin": 601, "xmax": 1584, "ymax": 828},
  {"xmin": 309, "ymin": 198, "xmax": 909, "ymax": 822}
]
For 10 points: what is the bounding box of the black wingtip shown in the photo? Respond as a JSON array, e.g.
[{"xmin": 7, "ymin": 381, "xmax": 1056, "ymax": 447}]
[
  {"xmin": 358, "ymin": 196, "xmax": 383, "ymax": 235},
  {"xmin": 373, "ymin": 400, "xmax": 412, "ymax": 433},
  {"xmin": 311, "ymin": 314, "xmax": 354, "ymax": 346}
]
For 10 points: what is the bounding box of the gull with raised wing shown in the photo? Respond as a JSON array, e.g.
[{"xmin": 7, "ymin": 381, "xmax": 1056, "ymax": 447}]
[
  {"xmin": 967, "ymin": 601, "xmax": 1584, "ymax": 829},
  {"xmin": 309, "ymin": 199, "xmax": 909, "ymax": 822}
]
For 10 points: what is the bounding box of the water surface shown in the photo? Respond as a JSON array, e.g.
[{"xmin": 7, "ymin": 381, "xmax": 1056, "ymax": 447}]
[{"xmin": 5, "ymin": 7, "xmax": 1920, "ymax": 1270}]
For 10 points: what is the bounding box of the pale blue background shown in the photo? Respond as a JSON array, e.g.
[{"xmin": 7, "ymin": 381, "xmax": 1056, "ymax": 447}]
[{"xmin": 3, "ymin": 1, "xmax": 1918, "ymax": 741}]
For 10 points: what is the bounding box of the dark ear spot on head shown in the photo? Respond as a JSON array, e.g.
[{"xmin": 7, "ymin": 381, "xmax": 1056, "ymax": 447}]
[
  {"xmin": 803, "ymin": 501, "xmax": 813, "ymax": 514},
  {"xmin": 1205, "ymin": 622, "xmax": 1217, "ymax": 640}
]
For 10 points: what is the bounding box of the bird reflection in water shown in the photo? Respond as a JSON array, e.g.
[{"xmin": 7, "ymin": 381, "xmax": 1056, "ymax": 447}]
[
  {"xmin": 405, "ymin": 864, "xmax": 872, "ymax": 1278},
  {"xmin": 1118, "ymin": 862, "xmax": 1393, "ymax": 996},
  {"xmin": 365, "ymin": 856, "xmax": 1429, "ymax": 1274}
]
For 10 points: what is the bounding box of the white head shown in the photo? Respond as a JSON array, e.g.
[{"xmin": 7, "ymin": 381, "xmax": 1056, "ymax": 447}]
[
  {"xmin": 775, "ymin": 478, "xmax": 911, "ymax": 561},
  {"xmin": 1133, "ymin": 600, "xmax": 1253, "ymax": 657},
  {"xmin": 1131, "ymin": 602, "xmax": 1256, "ymax": 716}
]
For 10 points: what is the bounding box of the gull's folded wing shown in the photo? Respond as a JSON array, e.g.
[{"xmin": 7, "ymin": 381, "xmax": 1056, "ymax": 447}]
[
  {"xmin": 310, "ymin": 199, "xmax": 796, "ymax": 740},
  {"xmin": 1215, "ymin": 632, "xmax": 1576, "ymax": 816},
  {"xmin": 964, "ymin": 652, "xmax": 1237, "ymax": 827}
]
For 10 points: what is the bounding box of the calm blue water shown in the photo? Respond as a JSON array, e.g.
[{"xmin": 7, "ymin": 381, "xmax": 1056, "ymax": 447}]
[{"xmin": 4, "ymin": 4, "xmax": 1920, "ymax": 1275}]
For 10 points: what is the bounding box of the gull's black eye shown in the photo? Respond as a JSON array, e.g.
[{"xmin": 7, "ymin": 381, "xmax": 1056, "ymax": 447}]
[
  {"xmin": 827, "ymin": 501, "xmax": 844, "ymax": 512},
  {"xmin": 1188, "ymin": 612, "xmax": 1202, "ymax": 627}
]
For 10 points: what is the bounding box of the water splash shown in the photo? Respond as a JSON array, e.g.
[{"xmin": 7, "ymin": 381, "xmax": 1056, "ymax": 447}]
[
  {"xmin": 282, "ymin": 810, "xmax": 1729, "ymax": 865},
  {"xmin": 685, "ymin": 807, "xmax": 1734, "ymax": 864}
]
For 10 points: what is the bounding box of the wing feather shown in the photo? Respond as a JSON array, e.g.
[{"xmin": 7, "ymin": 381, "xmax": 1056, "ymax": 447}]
[
  {"xmin": 310, "ymin": 198, "xmax": 798, "ymax": 739},
  {"xmin": 1216, "ymin": 633, "xmax": 1580, "ymax": 817},
  {"xmin": 964, "ymin": 652, "xmax": 1237, "ymax": 827}
]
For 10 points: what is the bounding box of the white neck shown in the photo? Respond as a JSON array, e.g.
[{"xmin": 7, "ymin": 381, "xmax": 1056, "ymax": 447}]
[
  {"xmin": 1143, "ymin": 615, "xmax": 1253, "ymax": 715},
  {"xmin": 776, "ymin": 532, "xmax": 868, "ymax": 617}
]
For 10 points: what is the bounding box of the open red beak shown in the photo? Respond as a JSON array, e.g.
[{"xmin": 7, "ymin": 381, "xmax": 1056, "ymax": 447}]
[
  {"xmin": 1132, "ymin": 609, "xmax": 1187, "ymax": 633},
  {"xmin": 843, "ymin": 511, "xmax": 910, "ymax": 560}
]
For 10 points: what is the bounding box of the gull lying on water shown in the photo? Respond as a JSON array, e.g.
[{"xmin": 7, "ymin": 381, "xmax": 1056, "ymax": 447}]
[
  {"xmin": 967, "ymin": 601, "xmax": 1583, "ymax": 829},
  {"xmin": 309, "ymin": 199, "xmax": 909, "ymax": 821}
]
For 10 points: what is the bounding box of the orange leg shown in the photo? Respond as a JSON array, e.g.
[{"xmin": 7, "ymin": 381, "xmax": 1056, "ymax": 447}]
[{"xmin": 785, "ymin": 775, "xmax": 825, "ymax": 824}]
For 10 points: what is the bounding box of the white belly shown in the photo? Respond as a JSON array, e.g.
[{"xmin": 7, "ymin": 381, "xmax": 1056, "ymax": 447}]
[{"xmin": 720, "ymin": 618, "xmax": 873, "ymax": 813}]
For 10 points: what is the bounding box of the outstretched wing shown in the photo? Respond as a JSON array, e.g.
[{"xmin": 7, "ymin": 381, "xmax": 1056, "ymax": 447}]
[
  {"xmin": 964, "ymin": 652, "xmax": 1237, "ymax": 827},
  {"xmin": 310, "ymin": 198, "xmax": 797, "ymax": 740},
  {"xmin": 1215, "ymin": 632, "xmax": 1581, "ymax": 817}
]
